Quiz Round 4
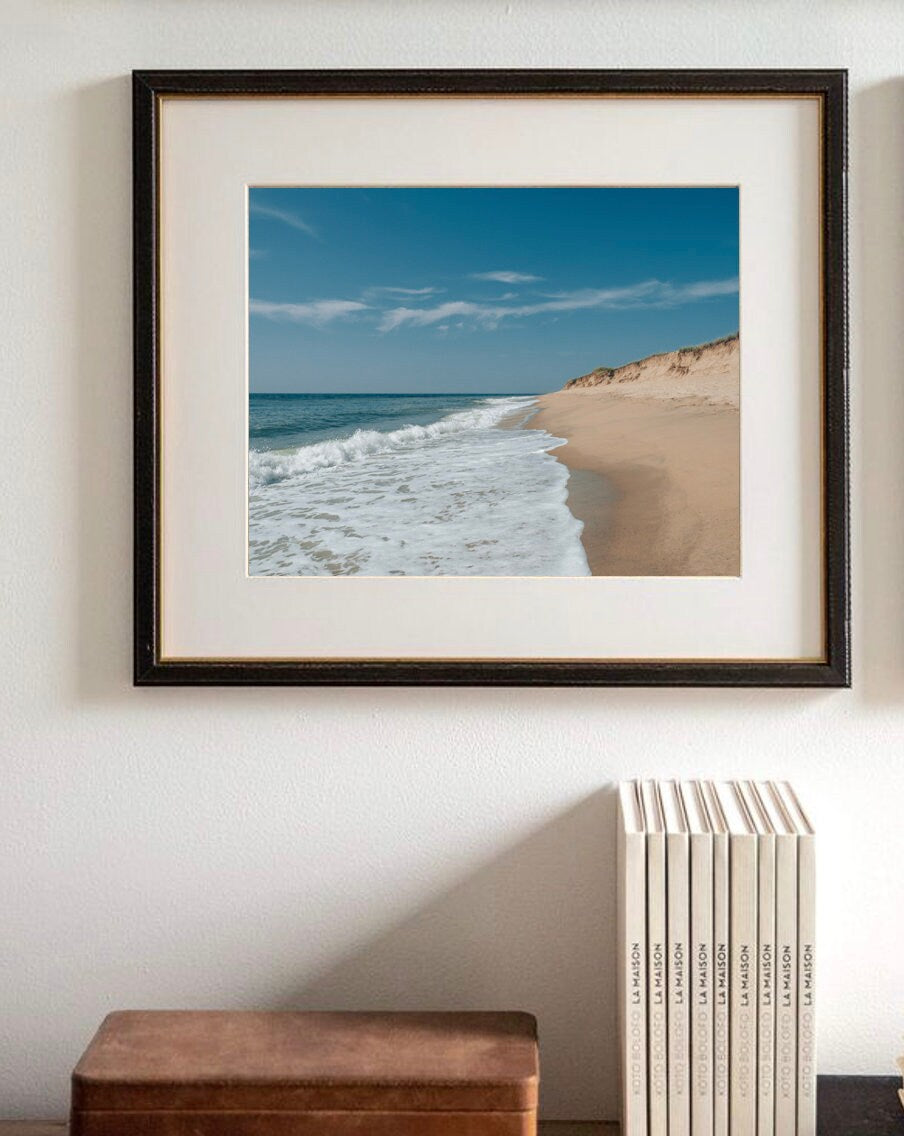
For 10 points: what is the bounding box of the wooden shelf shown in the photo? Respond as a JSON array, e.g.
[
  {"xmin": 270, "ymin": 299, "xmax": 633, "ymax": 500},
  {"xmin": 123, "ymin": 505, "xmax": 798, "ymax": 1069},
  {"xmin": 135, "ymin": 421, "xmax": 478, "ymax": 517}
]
[
  {"xmin": 0, "ymin": 1127, "xmax": 67, "ymax": 1136},
  {"xmin": 3, "ymin": 1077, "xmax": 900, "ymax": 1136},
  {"xmin": 0, "ymin": 1124, "xmax": 615, "ymax": 1135}
]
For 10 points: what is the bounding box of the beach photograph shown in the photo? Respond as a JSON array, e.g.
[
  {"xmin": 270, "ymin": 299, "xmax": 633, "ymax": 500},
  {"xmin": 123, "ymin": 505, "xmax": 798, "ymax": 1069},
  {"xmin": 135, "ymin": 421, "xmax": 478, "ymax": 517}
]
[{"xmin": 248, "ymin": 187, "xmax": 739, "ymax": 577}]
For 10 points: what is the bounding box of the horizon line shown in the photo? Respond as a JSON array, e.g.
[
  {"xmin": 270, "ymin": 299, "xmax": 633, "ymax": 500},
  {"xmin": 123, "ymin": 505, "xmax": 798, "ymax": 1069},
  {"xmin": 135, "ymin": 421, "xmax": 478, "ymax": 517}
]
[
  {"xmin": 249, "ymin": 331, "xmax": 741, "ymax": 398},
  {"xmin": 249, "ymin": 390, "xmax": 545, "ymax": 396}
]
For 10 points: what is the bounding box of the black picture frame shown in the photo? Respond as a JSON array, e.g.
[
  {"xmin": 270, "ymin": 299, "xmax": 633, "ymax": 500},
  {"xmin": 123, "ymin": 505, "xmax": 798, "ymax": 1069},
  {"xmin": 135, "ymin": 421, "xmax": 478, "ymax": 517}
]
[{"xmin": 133, "ymin": 68, "xmax": 849, "ymax": 687}]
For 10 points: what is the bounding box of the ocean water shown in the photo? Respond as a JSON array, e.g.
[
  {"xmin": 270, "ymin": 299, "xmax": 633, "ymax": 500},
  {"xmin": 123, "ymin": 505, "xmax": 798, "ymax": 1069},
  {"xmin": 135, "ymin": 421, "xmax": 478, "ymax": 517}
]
[{"xmin": 248, "ymin": 393, "xmax": 590, "ymax": 577}]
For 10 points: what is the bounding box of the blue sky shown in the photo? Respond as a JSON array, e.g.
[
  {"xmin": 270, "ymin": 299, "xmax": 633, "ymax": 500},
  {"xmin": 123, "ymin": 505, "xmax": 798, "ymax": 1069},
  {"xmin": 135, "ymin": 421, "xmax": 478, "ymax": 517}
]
[{"xmin": 249, "ymin": 187, "xmax": 739, "ymax": 394}]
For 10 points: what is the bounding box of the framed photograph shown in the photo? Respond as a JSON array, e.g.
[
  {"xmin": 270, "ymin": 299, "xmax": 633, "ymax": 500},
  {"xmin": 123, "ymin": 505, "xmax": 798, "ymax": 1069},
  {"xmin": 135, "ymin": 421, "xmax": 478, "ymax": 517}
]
[{"xmin": 134, "ymin": 69, "xmax": 849, "ymax": 686}]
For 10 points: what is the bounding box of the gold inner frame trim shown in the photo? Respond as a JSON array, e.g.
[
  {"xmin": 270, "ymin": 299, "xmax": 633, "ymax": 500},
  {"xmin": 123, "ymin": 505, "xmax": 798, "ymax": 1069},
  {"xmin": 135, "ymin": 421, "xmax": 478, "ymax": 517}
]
[{"xmin": 151, "ymin": 89, "xmax": 830, "ymax": 667}]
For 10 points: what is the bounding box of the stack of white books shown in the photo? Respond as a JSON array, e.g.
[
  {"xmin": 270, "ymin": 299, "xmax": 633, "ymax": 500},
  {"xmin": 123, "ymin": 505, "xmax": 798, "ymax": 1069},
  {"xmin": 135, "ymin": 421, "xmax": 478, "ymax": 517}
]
[{"xmin": 618, "ymin": 780, "xmax": 815, "ymax": 1136}]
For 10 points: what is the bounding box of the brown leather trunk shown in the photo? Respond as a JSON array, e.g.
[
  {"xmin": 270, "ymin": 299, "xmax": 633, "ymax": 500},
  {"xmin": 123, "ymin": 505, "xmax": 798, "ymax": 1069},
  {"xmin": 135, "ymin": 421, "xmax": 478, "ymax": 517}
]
[{"xmin": 70, "ymin": 1011, "xmax": 539, "ymax": 1136}]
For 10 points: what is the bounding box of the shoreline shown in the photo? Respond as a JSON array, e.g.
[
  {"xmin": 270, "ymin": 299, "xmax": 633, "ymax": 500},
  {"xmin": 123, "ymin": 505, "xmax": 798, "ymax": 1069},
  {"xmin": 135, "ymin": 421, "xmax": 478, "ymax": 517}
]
[{"xmin": 529, "ymin": 340, "xmax": 740, "ymax": 576}]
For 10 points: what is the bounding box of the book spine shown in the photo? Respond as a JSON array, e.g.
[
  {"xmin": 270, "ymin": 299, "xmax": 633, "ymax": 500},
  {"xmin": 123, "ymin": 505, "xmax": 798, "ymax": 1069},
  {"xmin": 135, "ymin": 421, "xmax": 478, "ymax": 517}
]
[
  {"xmin": 756, "ymin": 832, "xmax": 776, "ymax": 1136},
  {"xmin": 648, "ymin": 831, "xmax": 668, "ymax": 1136},
  {"xmin": 730, "ymin": 832, "xmax": 757, "ymax": 1136},
  {"xmin": 773, "ymin": 833, "xmax": 797, "ymax": 1136},
  {"xmin": 667, "ymin": 829, "xmax": 691, "ymax": 1136},
  {"xmin": 712, "ymin": 830, "xmax": 730, "ymax": 1136},
  {"xmin": 690, "ymin": 831, "xmax": 714, "ymax": 1136},
  {"xmin": 797, "ymin": 832, "xmax": 816, "ymax": 1136},
  {"xmin": 618, "ymin": 802, "xmax": 648, "ymax": 1136}
]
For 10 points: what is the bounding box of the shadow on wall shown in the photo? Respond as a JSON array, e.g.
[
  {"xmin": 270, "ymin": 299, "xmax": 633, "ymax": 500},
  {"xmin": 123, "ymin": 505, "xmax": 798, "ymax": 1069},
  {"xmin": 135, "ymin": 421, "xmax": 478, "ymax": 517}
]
[
  {"xmin": 278, "ymin": 786, "xmax": 618, "ymax": 1123},
  {"xmin": 72, "ymin": 73, "xmax": 894, "ymax": 707},
  {"xmin": 856, "ymin": 78, "xmax": 904, "ymax": 704},
  {"xmin": 73, "ymin": 76, "xmax": 134, "ymax": 704}
]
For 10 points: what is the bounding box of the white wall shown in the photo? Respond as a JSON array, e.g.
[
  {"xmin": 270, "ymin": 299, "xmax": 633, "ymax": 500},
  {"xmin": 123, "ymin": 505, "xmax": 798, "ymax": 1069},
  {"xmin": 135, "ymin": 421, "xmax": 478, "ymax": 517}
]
[{"xmin": 1, "ymin": 0, "xmax": 901, "ymax": 1120}]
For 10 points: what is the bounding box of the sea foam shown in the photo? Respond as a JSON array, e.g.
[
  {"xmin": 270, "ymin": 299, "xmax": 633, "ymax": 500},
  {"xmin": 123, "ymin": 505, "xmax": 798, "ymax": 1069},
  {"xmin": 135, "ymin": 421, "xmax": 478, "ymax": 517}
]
[{"xmin": 248, "ymin": 396, "xmax": 590, "ymax": 577}]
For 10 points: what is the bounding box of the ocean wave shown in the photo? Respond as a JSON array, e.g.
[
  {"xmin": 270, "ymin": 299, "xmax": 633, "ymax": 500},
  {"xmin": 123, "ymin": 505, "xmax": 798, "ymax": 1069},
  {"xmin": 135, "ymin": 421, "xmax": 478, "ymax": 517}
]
[
  {"xmin": 247, "ymin": 394, "xmax": 590, "ymax": 577},
  {"xmin": 248, "ymin": 396, "xmax": 536, "ymax": 489}
]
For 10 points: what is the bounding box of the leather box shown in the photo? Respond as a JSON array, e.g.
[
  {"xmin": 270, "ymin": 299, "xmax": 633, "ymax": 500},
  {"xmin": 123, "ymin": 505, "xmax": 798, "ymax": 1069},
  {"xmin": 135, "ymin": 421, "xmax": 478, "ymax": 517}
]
[{"xmin": 70, "ymin": 1010, "xmax": 539, "ymax": 1136}]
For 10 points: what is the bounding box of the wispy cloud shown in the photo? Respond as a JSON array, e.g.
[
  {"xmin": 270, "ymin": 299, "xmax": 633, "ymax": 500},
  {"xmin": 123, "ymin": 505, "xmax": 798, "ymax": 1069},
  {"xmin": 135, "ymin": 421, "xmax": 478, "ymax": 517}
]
[
  {"xmin": 250, "ymin": 276, "xmax": 738, "ymax": 334},
  {"xmin": 249, "ymin": 201, "xmax": 319, "ymax": 238},
  {"xmin": 671, "ymin": 279, "xmax": 740, "ymax": 300},
  {"xmin": 471, "ymin": 270, "xmax": 543, "ymax": 284},
  {"xmin": 378, "ymin": 277, "xmax": 738, "ymax": 332},
  {"xmin": 362, "ymin": 285, "xmax": 443, "ymax": 301},
  {"xmin": 380, "ymin": 301, "xmax": 491, "ymax": 333},
  {"xmin": 250, "ymin": 299, "xmax": 368, "ymax": 326}
]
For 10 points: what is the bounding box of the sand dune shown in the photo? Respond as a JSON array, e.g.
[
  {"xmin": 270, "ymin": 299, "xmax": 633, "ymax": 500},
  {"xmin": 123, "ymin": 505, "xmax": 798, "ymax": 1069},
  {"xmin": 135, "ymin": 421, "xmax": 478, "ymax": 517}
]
[
  {"xmin": 532, "ymin": 334, "xmax": 740, "ymax": 576},
  {"xmin": 563, "ymin": 333, "xmax": 739, "ymax": 407}
]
